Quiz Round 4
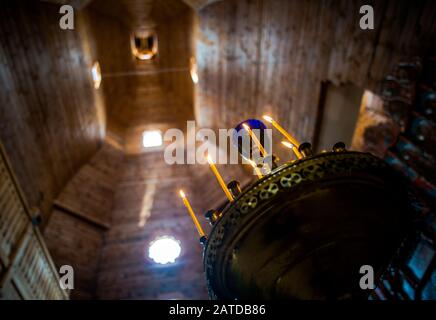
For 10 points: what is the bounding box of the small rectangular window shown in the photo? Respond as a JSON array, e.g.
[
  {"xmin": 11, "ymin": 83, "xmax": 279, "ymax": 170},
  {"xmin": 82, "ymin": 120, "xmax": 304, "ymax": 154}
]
[
  {"xmin": 131, "ymin": 30, "xmax": 158, "ymax": 61},
  {"xmin": 142, "ymin": 130, "xmax": 162, "ymax": 148}
]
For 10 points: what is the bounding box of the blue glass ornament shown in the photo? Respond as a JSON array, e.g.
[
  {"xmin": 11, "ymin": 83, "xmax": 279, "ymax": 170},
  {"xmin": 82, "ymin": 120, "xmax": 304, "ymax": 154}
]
[{"xmin": 232, "ymin": 119, "xmax": 267, "ymax": 161}]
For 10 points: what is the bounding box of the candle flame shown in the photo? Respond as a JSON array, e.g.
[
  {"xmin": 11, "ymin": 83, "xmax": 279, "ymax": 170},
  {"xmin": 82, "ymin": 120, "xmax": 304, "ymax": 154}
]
[
  {"xmin": 247, "ymin": 159, "xmax": 257, "ymax": 168},
  {"xmin": 206, "ymin": 153, "xmax": 234, "ymax": 202},
  {"xmin": 179, "ymin": 190, "xmax": 186, "ymax": 198},
  {"xmin": 281, "ymin": 141, "xmax": 294, "ymax": 149},
  {"xmin": 242, "ymin": 122, "xmax": 267, "ymax": 157},
  {"xmin": 206, "ymin": 153, "xmax": 213, "ymax": 164},
  {"xmin": 248, "ymin": 159, "xmax": 263, "ymax": 178},
  {"xmin": 262, "ymin": 115, "xmax": 273, "ymax": 123}
]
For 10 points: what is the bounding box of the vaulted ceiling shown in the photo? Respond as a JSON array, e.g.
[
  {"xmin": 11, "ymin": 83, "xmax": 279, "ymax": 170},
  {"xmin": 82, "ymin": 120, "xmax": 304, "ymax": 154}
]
[
  {"xmin": 1, "ymin": 0, "xmax": 435, "ymax": 300},
  {"xmin": 85, "ymin": 0, "xmax": 195, "ymax": 153}
]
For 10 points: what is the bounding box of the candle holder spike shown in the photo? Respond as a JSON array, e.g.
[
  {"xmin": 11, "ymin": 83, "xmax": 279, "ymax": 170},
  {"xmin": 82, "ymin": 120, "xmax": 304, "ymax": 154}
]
[
  {"xmin": 205, "ymin": 209, "xmax": 220, "ymax": 226},
  {"xmin": 199, "ymin": 236, "xmax": 207, "ymax": 246},
  {"xmin": 298, "ymin": 142, "xmax": 313, "ymax": 157},
  {"xmin": 227, "ymin": 180, "xmax": 242, "ymax": 198},
  {"xmin": 332, "ymin": 141, "xmax": 346, "ymax": 152}
]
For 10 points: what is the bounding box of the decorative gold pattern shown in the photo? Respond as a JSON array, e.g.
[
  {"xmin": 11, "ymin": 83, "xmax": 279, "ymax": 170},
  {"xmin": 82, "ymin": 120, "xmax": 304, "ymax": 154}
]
[{"xmin": 203, "ymin": 151, "xmax": 412, "ymax": 299}]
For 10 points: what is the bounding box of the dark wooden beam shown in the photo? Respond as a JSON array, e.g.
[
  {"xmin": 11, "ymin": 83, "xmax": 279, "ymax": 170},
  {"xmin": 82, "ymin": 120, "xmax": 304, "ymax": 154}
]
[{"xmin": 53, "ymin": 200, "xmax": 111, "ymax": 230}]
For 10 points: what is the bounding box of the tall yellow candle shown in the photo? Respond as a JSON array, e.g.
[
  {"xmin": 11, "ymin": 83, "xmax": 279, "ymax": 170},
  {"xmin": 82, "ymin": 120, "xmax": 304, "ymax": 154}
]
[
  {"xmin": 206, "ymin": 154, "xmax": 234, "ymax": 202},
  {"xmin": 179, "ymin": 190, "xmax": 205, "ymax": 237},
  {"xmin": 242, "ymin": 123, "xmax": 267, "ymax": 157},
  {"xmin": 248, "ymin": 160, "xmax": 263, "ymax": 178},
  {"xmin": 263, "ymin": 115, "xmax": 302, "ymax": 159}
]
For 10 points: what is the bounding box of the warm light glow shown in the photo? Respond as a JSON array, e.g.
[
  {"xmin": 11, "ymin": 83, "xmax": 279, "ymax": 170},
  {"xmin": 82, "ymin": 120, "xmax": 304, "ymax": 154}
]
[
  {"xmin": 179, "ymin": 189, "xmax": 206, "ymax": 237},
  {"xmin": 263, "ymin": 115, "xmax": 273, "ymax": 123},
  {"xmin": 131, "ymin": 30, "xmax": 158, "ymax": 61},
  {"xmin": 138, "ymin": 173, "xmax": 157, "ymax": 227},
  {"xmin": 142, "ymin": 130, "xmax": 163, "ymax": 148},
  {"xmin": 247, "ymin": 159, "xmax": 257, "ymax": 168},
  {"xmin": 281, "ymin": 141, "xmax": 302, "ymax": 159},
  {"xmin": 281, "ymin": 141, "xmax": 294, "ymax": 149},
  {"xmin": 148, "ymin": 236, "xmax": 181, "ymax": 264},
  {"xmin": 191, "ymin": 71, "xmax": 199, "ymax": 84},
  {"xmin": 263, "ymin": 114, "xmax": 302, "ymax": 159},
  {"xmin": 179, "ymin": 190, "xmax": 186, "ymax": 198},
  {"xmin": 242, "ymin": 123, "xmax": 267, "ymax": 157},
  {"xmin": 91, "ymin": 61, "xmax": 102, "ymax": 89},
  {"xmin": 206, "ymin": 154, "xmax": 213, "ymax": 163},
  {"xmin": 247, "ymin": 159, "xmax": 263, "ymax": 178},
  {"xmin": 205, "ymin": 154, "xmax": 234, "ymax": 202},
  {"xmin": 190, "ymin": 57, "xmax": 199, "ymax": 84}
]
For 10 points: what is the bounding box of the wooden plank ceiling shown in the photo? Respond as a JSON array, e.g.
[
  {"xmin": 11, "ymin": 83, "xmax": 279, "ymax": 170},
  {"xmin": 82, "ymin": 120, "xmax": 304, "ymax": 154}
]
[
  {"xmin": 195, "ymin": 0, "xmax": 436, "ymax": 161},
  {"xmin": 88, "ymin": 0, "xmax": 195, "ymax": 153},
  {"xmin": 1, "ymin": 0, "xmax": 435, "ymax": 300},
  {"xmin": 0, "ymin": 1, "xmax": 105, "ymax": 222}
]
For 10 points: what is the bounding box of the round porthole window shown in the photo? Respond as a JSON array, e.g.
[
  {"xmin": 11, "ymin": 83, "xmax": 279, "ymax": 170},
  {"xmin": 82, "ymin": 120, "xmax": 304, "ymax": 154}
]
[{"xmin": 148, "ymin": 236, "xmax": 181, "ymax": 265}]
